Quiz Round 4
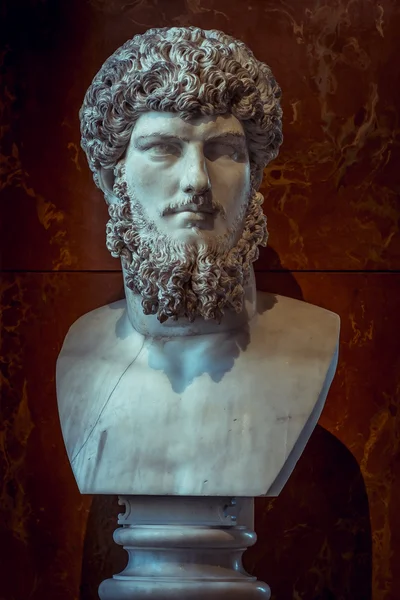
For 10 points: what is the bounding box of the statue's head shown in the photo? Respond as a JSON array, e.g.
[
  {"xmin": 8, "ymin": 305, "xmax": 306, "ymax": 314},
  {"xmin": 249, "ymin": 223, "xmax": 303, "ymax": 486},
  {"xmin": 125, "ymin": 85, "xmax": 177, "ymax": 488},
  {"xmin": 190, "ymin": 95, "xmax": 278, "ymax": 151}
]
[{"xmin": 80, "ymin": 26, "xmax": 282, "ymax": 323}]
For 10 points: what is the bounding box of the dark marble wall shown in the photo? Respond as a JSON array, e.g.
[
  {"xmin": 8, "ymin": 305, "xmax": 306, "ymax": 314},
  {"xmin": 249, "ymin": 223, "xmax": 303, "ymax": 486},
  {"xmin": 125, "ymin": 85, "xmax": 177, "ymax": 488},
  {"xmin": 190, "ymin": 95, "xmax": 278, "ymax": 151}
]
[{"xmin": 1, "ymin": 0, "xmax": 399, "ymax": 598}]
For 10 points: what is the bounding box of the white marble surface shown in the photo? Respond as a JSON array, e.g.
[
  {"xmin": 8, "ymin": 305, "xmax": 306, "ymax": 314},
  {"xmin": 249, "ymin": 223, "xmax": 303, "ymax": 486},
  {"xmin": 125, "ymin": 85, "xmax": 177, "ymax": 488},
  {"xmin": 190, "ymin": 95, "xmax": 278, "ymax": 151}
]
[
  {"xmin": 99, "ymin": 496, "xmax": 269, "ymax": 599},
  {"xmin": 56, "ymin": 291, "xmax": 339, "ymax": 496}
]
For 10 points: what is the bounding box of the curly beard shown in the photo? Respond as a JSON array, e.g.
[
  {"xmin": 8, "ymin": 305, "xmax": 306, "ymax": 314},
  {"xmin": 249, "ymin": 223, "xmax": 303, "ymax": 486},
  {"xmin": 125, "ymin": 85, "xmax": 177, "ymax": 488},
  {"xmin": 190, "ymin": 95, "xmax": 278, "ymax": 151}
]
[{"xmin": 106, "ymin": 168, "xmax": 268, "ymax": 323}]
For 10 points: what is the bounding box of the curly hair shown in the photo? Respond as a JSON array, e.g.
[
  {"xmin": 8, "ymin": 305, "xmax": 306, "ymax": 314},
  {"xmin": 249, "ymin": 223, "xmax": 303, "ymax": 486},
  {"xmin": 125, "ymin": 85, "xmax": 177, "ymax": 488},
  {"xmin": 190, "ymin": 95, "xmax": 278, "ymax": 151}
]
[{"xmin": 80, "ymin": 26, "xmax": 283, "ymax": 192}]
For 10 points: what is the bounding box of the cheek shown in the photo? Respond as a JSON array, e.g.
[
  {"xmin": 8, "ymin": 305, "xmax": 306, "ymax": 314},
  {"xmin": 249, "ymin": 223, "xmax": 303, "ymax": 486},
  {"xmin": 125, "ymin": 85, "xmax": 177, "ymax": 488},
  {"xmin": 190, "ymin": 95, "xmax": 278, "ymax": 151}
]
[
  {"xmin": 125, "ymin": 156, "xmax": 178, "ymax": 196},
  {"xmin": 212, "ymin": 165, "xmax": 250, "ymax": 207},
  {"xmin": 126, "ymin": 159, "xmax": 153, "ymax": 191}
]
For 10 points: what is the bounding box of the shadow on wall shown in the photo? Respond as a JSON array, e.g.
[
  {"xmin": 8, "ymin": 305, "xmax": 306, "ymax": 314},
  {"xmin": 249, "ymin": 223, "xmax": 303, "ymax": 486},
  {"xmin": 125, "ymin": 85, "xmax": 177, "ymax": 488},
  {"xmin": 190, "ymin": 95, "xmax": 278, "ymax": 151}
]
[
  {"xmin": 255, "ymin": 246, "xmax": 305, "ymax": 300},
  {"xmin": 246, "ymin": 426, "xmax": 372, "ymax": 600},
  {"xmin": 79, "ymin": 255, "xmax": 372, "ymax": 599},
  {"xmin": 79, "ymin": 495, "xmax": 126, "ymax": 600}
]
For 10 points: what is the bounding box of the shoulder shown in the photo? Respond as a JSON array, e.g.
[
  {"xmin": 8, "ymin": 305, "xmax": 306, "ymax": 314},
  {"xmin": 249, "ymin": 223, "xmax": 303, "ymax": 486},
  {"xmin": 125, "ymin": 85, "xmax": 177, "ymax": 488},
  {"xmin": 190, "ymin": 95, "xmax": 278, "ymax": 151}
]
[
  {"xmin": 258, "ymin": 292, "xmax": 340, "ymax": 329},
  {"xmin": 59, "ymin": 299, "xmax": 139, "ymax": 358},
  {"xmin": 56, "ymin": 300, "xmax": 144, "ymax": 462},
  {"xmin": 57, "ymin": 298, "xmax": 144, "ymax": 418},
  {"xmin": 255, "ymin": 291, "xmax": 340, "ymax": 360}
]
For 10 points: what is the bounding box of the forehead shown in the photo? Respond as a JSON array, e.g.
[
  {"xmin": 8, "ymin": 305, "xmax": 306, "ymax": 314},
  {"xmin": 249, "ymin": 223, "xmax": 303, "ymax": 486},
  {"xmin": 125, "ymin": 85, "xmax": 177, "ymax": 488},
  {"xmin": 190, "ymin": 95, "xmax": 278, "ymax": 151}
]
[{"xmin": 131, "ymin": 111, "xmax": 245, "ymax": 140}]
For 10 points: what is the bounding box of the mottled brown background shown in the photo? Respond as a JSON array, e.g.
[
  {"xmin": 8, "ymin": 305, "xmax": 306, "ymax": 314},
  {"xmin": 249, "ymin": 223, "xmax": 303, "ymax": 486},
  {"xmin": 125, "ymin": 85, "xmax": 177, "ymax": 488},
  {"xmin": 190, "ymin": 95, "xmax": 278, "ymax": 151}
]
[{"xmin": 1, "ymin": 0, "xmax": 399, "ymax": 599}]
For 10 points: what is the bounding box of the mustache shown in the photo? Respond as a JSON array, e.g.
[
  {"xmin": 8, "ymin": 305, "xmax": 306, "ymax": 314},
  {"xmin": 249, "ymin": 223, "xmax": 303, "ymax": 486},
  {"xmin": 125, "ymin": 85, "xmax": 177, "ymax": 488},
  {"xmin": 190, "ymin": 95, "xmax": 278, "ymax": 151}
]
[{"xmin": 160, "ymin": 195, "xmax": 227, "ymax": 219}]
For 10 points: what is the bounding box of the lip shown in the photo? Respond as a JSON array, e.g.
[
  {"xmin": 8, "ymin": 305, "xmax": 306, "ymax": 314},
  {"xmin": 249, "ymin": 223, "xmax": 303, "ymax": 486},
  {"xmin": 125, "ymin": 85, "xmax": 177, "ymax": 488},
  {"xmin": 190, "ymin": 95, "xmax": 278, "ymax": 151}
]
[
  {"xmin": 172, "ymin": 204, "xmax": 216, "ymax": 215},
  {"xmin": 178, "ymin": 211, "xmax": 209, "ymax": 222}
]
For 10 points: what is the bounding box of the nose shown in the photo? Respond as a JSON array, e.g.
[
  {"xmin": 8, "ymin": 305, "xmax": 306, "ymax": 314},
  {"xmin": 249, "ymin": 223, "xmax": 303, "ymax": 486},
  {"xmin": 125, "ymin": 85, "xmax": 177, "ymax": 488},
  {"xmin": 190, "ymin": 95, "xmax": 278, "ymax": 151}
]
[{"xmin": 180, "ymin": 145, "xmax": 211, "ymax": 196}]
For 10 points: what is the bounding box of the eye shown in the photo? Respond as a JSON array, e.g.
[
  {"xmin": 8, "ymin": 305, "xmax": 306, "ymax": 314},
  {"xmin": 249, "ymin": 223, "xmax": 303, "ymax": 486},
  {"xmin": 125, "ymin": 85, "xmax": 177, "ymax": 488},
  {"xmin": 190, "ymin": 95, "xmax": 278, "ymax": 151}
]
[
  {"xmin": 205, "ymin": 142, "xmax": 247, "ymax": 162},
  {"xmin": 147, "ymin": 143, "xmax": 181, "ymax": 157}
]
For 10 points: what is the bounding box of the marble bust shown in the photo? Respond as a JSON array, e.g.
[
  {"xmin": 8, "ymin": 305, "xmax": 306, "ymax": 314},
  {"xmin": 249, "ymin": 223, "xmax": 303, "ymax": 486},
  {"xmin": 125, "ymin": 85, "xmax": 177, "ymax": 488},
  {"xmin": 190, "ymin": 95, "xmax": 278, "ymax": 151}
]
[{"xmin": 57, "ymin": 26, "xmax": 340, "ymax": 498}]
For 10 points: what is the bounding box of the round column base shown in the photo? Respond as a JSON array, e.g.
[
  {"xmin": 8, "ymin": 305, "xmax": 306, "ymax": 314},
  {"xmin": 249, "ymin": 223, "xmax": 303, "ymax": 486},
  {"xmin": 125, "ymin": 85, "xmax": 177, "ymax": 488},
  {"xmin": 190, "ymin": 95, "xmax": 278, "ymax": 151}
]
[
  {"xmin": 98, "ymin": 496, "xmax": 270, "ymax": 600},
  {"xmin": 100, "ymin": 579, "xmax": 270, "ymax": 599}
]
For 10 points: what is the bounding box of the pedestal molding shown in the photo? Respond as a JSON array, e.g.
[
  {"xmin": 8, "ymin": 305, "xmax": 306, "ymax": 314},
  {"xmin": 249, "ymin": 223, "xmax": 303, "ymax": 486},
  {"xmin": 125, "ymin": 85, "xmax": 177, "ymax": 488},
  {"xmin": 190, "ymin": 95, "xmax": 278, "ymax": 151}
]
[{"xmin": 98, "ymin": 495, "xmax": 270, "ymax": 599}]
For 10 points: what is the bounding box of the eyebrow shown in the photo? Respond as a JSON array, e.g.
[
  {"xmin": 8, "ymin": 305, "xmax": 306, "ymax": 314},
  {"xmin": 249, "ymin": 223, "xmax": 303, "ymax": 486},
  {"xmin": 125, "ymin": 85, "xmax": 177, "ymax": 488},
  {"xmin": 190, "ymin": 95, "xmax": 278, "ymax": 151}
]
[{"xmin": 134, "ymin": 131, "xmax": 247, "ymax": 145}]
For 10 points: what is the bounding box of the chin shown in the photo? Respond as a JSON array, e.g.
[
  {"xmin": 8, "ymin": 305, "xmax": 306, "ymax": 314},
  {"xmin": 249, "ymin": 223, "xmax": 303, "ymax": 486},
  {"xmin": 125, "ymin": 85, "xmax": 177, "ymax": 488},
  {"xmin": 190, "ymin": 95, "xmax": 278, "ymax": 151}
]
[{"xmin": 173, "ymin": 229, "xmax": 220, "ymax": 247}]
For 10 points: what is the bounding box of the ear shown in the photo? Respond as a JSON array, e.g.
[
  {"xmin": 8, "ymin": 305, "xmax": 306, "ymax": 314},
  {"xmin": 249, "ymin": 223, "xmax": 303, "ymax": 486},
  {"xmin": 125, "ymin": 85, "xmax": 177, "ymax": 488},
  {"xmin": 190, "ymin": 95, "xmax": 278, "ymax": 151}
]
[
  {"xmin": 98, "ymin": 165, "xmax": 120, "ymax": 205},
  {"xmin": 250, "ymin": 166, "xmax": 263, "ymax": 192}
]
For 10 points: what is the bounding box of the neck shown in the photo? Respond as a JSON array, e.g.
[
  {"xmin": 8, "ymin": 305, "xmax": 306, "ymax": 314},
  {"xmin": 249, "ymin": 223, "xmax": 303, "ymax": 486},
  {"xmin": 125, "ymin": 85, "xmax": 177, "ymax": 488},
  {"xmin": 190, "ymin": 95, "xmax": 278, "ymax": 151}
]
[{"xmin": 123, "ymin": 265, "xmax": 257, "ymax": 338}]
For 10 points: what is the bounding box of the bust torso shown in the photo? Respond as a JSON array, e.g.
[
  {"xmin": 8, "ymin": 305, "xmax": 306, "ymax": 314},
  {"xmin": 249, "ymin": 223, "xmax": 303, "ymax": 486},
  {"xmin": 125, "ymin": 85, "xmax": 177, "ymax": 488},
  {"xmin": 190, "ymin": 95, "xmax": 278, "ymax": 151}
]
[
  {"xmin": 58, "ymin": 29, "xmax": 339, "ymax": 499},
  {"xmin": 57, "ymin": 292, "xmax": 339, "ymax": 496}
]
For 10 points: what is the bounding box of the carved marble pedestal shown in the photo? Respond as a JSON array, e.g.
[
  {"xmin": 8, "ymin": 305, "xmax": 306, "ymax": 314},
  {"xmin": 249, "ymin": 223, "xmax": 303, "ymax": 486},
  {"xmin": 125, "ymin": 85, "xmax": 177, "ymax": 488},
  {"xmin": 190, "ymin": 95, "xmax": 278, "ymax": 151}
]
[{"xmin": 98, "ymin": 495, "xmax": 270, "ymax": 599}]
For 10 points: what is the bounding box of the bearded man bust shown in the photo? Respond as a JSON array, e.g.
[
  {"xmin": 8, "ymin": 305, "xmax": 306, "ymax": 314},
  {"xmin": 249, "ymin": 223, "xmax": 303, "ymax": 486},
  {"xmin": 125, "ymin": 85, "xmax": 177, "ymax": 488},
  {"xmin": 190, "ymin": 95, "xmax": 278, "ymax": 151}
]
[{"xmin": 57, "ymin": 26, "xmax": 340, "ymax": 500}]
